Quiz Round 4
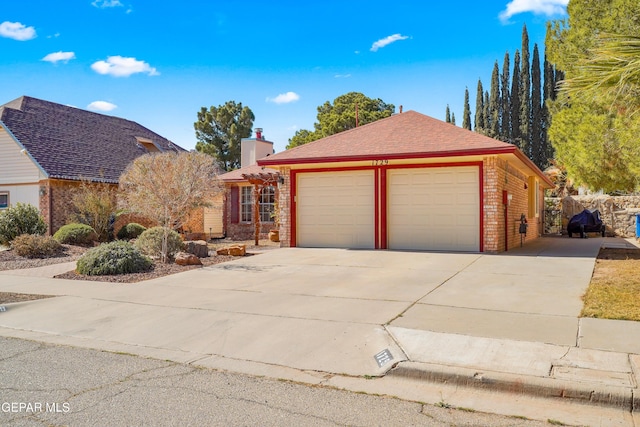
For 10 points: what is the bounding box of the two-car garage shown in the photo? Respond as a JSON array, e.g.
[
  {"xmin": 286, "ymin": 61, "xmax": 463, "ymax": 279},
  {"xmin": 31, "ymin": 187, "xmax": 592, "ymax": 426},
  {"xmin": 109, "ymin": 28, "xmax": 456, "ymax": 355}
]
[
  {"xmin": 294, "ymin": 166, "xmax": 480, "ymax": 252},
  {"xmin": 257, "ymin": 110, "xmax": 551, "ymax": 253}
]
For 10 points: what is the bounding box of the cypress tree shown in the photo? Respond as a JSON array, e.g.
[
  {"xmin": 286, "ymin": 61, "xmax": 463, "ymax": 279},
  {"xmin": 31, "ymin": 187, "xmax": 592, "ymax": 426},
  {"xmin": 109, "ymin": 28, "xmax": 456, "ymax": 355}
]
[
  {"xmin": 500, "ymin": 52, "xmax": 511, "ymax": 142},
  {"xmin": 462, "ymin": 87, "xmax": 472, "ymax": 130},
  {"xmin": 445, "ymin": 104, "xmax": 451, "ymax": 123},
  {"xmin": 511, "ymin": 50, "xmax": 522, "ymax": 150},
  {"xmin": 520, "ymin": 24, "xmax": 531, "ymax": 159},
  {"xmin": 451, "ymin": 112, "xmax": 456, "ymax": 126},
  {"xmin": 474, "ymin": 79, "xmax": 485, "ymax": 133},
  {"xmin": 488, "ymin": 61, "xmax": 500, "ymax": 138},
  {"xmin": 483, "ymin": 91, "xmax": 490, "ymax": 136},
  {"xmin": 531, "ymin": 43, "xmax": 543, "ymax": 168}
]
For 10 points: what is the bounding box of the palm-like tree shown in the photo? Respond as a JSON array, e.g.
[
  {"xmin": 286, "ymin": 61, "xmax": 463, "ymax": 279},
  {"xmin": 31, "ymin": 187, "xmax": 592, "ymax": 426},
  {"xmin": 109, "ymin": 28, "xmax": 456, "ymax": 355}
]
[{"xmin": 562, "ymin": 33, "xmax": 640, "ymax": 114}]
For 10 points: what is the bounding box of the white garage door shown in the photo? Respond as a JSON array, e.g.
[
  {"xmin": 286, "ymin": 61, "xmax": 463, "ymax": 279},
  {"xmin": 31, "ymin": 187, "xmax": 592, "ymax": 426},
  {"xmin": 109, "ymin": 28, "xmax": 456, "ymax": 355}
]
[
  {"xmin": 388, "ymin": 166, "xmax": 479, "ymax": 251},
  {"xmin": 297, "ymin": 171, "xmax": 375, "ymax": 248}
]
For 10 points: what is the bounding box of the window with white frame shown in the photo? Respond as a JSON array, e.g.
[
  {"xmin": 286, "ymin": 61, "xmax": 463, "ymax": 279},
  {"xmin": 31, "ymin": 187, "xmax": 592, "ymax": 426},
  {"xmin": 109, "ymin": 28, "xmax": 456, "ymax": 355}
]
[
  {"xmin": 239, "ymin": 185, "xmax": 276, "ymax": 223},
  {"xmin": 259, "ymin": 186, "xmax": 276, "ymax": 223},
  {"xmin": 241, "ymin": 186, "xmax": 253, "ymax": 222},
  {"xmin": 0, "ymin": 192, "xmax": 8, "ymax": 209}
]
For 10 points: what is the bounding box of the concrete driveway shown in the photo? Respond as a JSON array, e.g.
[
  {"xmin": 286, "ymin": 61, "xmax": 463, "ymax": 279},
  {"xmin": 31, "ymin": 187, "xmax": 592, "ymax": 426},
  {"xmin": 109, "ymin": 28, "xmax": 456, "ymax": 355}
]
[{"xmin": 0, "ymin": 236, "xmax": 614, "ymax": 381}]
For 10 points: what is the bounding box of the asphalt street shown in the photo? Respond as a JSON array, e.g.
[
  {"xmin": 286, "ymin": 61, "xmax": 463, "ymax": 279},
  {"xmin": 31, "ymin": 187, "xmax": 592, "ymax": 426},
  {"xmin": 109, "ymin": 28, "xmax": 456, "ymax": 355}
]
[{"xmin": 0, "ymin": 336, "xmax": 551, "ymax": 427}]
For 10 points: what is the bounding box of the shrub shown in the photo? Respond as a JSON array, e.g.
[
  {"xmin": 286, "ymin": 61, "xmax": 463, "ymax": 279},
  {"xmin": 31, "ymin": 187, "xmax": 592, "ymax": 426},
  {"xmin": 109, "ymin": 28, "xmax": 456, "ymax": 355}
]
[
  {"xmin": 12, "ymin": 234, "xmax": 62, "ymax": 258},
  {"xmin": 53, "ymin": 223, "xmax": 98, "ymax": 245},
  {"xmin": 67, "ymin": 181, "xmax": 118, "ymax": 242},
  {"xmin": 134, "ymin": 226, "xmax": 183, "ymax": 260},
  {"xmin": 76, "ymin": 241, "xmax": 152, "ymax": 276},
  {"xmin": 116, "ymin": 223, "xmax": 147, "ymax": 240},
  {"xmin": 0, "ymin": 203, "xmax": 47, "ymax": 245}
]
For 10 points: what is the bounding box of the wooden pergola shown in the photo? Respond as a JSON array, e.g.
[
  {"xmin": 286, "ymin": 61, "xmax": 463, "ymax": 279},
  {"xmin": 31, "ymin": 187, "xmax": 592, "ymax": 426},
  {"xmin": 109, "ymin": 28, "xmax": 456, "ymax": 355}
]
[{"xmin": 241, "ymin": 171, "xmax": 281, "ymax": 245}]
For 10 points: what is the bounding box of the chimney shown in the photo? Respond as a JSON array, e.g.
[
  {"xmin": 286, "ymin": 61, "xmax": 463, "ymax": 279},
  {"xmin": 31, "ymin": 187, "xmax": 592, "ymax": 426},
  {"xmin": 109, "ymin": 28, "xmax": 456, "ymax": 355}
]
[
  {"xmin": 255, "ymin": 128, "xmax": 263, "ymax": 140},
  {"xmin": 399, "ymin": 105, "xmax": 403, "ymax": 114}
]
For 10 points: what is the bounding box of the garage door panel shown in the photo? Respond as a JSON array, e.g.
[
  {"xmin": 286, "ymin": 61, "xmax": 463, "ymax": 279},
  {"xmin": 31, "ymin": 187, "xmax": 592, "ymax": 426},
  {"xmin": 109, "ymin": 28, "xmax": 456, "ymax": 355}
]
[
  {"xmin": 388, "ymin": 167, "xmax": 479, "ymax": 252},
  {"xmin": 297, "ymin": 170, "xmax": 374, "ymax": 249}
]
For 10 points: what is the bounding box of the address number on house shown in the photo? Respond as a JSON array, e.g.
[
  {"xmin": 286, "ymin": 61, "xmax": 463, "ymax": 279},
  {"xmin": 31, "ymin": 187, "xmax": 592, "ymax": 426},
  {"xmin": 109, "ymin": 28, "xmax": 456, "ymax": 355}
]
[{"xmin": 371, "ymin": 159, "xmax": 389, "ymax": 166}]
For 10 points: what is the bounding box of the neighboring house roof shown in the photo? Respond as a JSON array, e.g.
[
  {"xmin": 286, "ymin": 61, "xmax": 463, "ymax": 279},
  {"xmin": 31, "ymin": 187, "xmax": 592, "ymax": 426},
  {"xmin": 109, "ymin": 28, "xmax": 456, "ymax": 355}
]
[
  {"xmin": 0, "ymin": 96, "xmax": 184, "ymax": 184},
  {"xmin": 219, "ymin": 164, "xmax": 278, "ymax": 183}
]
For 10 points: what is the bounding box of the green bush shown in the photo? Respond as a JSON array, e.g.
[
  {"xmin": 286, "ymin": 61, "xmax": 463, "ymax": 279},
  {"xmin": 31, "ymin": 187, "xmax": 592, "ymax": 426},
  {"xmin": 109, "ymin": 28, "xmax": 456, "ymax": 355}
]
[
  {"xmin": 134, "ymin": 226, "xmax": 183, "ymax": 259},
  {"xmin": 12, "ymin": 234, "xmax": 62, "ymax": 258},
  {"xmin": 76, "ymin": 241, "xmax": 152, "ymax": 276},
  {"xmin": 116, "ymin": 223, "xmax": 147, "ymax": 240},
  {"xmin": 0, "ymin": 203, "xmax": 47, "ymax": 245},
  {"xmin": 53, "ymin": 223, "xmax": 98, "ymax": 245}
]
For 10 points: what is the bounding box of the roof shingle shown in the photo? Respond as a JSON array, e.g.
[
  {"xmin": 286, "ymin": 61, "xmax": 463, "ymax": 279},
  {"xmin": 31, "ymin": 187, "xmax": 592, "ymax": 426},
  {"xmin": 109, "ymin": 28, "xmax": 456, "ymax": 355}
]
[
  {"xmin": 258, "ymin": 110, "xmax": 517, "ymax": 165},
  {"xmin": 0, "ymin": 96, "xmax": 184, "ymax": 183}
]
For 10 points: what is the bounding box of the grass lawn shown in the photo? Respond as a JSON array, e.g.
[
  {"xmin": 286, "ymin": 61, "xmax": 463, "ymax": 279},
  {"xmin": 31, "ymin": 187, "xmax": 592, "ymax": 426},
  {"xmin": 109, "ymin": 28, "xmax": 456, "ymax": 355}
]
[{"xmin": 581, "ymin": 248, "xmax": 640, "ymax": 321}]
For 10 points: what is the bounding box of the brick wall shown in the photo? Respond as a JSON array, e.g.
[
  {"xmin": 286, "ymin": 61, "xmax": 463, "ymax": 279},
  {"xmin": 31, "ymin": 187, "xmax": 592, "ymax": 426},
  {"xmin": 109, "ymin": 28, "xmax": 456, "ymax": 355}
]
[
  {"xmin": 223, "ymin": 183, "xmax": 275, "ymax": 240},
  {"xmin": 484, "ymin": 157, "xmax": 542, "ymax": 253},
  {"xmin": 277, "ymin": 168, "xmax": 291, "ymax": 247},
  {"xmin": 41, "ymin": 179, "xmax": 120, "ymax": 236}
]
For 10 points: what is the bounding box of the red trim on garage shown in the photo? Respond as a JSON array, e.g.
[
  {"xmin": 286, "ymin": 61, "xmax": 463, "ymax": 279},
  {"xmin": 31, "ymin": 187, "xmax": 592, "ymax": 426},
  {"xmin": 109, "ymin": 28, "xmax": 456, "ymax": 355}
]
[
  {"xmin": 374, "ymin": 168, "xmax": 380, "ymax": 249},
  {"xmin": 380, "ymin": 168, "xmax": 388, "ymax": 249},
  {"xmin": 290, "ymin": 162, "xmax": 483, "ymax": 252},
  {"xmin": 290, "ymin": 170, "xmax": 298, "ymax": 247},
  {"xmin": 479, "ymin": 162, "xmax": 484, "ymax": 253}
]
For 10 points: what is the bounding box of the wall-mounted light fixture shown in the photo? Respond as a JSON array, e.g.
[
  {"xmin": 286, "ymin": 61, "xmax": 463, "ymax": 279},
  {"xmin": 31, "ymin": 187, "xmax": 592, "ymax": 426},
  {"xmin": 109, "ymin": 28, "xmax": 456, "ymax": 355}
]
[
  {"xmin": 277, "ymin": 175, "xmax": 285, "ymax": 185},
  {"xmin": 39, "ymin": 186, "xmax": 47, "ymax": 197}
]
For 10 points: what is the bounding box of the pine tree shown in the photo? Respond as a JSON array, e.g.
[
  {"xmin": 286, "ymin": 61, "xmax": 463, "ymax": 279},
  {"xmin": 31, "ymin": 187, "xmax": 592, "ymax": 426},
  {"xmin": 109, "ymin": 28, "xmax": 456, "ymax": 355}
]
[
  {"xmin": 500, "ymin": 52, "xmax": 511, "ymax": 142},
  {"xmin": 462, "ymin": 87, "xmax": 472, "ymax": 130},
  {"xmin": 445, "ymin": 105, "xmax": 451, "ymax": 123},
  {"xmin": 511, "ymin": 50, "xmax": 522, "ymax": 149},
  {"xmin": 520, "ymin": 24, "xmax": 531, "ymax": 159},
  {"xmin": 488, "ymin": 61, "xmax": 500, "ymax": 138},
  {"xmin": 531, "ymin": 43, "xmax": 543, "ymax": 168},
  {"xmin": 451, "ymin": 112, "xmax": 456, "ymax": 125},
  {"xmin": 474, "ymin": 79, "xmax": 485, "ymax": 133}
]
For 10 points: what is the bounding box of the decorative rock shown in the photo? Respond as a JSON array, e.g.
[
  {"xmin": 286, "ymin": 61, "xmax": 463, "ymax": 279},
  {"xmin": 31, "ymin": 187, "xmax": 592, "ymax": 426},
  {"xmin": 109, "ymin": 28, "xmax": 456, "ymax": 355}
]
[
  {"xmin": 228, "ymin": 245, "xmax": 246, "ymax": 256},
  {"xmin": 216, "ymin": 244, "xmax": 246, "ymax": 256},
  {"xmin": 175, "ymin": 251, "xmax": 202, "ymax": 266},
  {"xmin": 184, "ymin": 240, "xmax": 209, "ymax": 258}
]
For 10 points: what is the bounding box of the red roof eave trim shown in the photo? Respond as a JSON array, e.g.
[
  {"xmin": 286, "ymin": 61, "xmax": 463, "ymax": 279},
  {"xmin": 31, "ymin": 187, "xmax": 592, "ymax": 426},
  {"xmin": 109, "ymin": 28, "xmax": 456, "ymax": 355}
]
[{"xmin": 257, "ymin": 147, "xmax": 516, "ymax": 167}]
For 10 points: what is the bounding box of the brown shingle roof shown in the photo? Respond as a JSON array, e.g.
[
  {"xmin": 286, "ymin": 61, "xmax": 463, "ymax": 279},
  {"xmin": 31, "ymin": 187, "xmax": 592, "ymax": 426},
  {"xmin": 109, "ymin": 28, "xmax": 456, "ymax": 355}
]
[
  {"xmin": 0, "ymin": 96, "xmax": 184, "ymax": 183},
  {"xmin": 258, "ymin": 110, "xmax": 517, "ymax": 165}
]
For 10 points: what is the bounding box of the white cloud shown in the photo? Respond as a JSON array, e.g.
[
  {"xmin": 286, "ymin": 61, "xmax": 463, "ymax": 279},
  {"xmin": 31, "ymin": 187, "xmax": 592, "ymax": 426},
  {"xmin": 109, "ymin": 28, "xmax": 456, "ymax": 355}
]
[
  {"xmin": 334, "ymin": 74, "xmax": 352, "ymax": 79},
  {"xmin": 42, "ymin": 51, "xmax": 76, "ymax": 64},
  {"xmin": 91, "ymin": 56, "xmax": 159, "ymax": 77},
  {"xmin": 266, "ymin": 92, "xmax": 300, "ymax": 104},
  {"xmin": 499, "ymin": 0, "xmax": 568, "ymax": 22},
  {"xmin": 370, "ymin": 34, "xmax": 409, "ymax": 52},
  {"xmin": 0, "ymin": 21, "xmax": 36, "ymax": 41},
  {"xmin": 92, "ymin": 0, "xmax": 123, "ymax": 8},
  {"xmin": 87, "ymin": 101, "xmax": 117, "ymax": 112}
]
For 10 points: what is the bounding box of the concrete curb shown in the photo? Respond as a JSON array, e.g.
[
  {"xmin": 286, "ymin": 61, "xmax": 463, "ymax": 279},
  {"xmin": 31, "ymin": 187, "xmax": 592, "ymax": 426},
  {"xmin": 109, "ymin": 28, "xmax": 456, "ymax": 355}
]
[{"xmin": 388, "ymin": 361, "xmax": 638, "ymax": 411}]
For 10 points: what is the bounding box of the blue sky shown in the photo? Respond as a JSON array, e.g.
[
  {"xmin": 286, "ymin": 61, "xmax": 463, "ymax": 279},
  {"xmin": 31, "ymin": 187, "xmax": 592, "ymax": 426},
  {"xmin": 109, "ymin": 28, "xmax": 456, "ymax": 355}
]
[{"xmin": 1, "ymin": 0, "xmax": 568, "ymax": 154}]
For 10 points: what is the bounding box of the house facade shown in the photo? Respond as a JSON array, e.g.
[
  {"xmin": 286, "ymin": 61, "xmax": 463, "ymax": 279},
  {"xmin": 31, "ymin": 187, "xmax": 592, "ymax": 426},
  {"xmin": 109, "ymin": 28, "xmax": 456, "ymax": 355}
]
[
  {"xmin": 219, "ymin": 129, "xmax": 278, "ymax": 240},
  {"xmin": 258, "ymin": 111, "xmax": 553, "ymax": 253},
  {"xmin": 0, "ymin": 96, "xmax": 209, "ymax": 237}
]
